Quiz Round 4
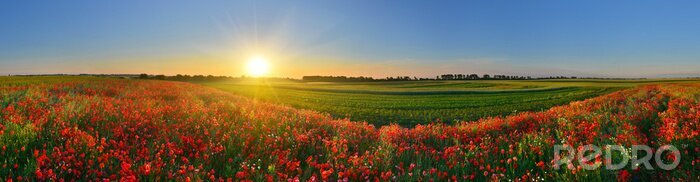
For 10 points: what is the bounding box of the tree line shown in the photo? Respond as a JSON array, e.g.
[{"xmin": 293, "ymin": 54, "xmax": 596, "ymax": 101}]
[
  {"xmin": 436, "ymin": 74, "xmax": 533, "ymax": 80},
  {"xmin": 302, "ymin": 74, "xmax": 548, "ymax": 82},
  {"xmin": 5, "ymin": 74, "xmax": 645, "ymax": 82},
  {"xmin": 302, "ymin": 76, "xmax": 375, "ymax": 82},
  {"xmin": 138, "ymin": 74, "xmax": 232, "ymax": 81}
]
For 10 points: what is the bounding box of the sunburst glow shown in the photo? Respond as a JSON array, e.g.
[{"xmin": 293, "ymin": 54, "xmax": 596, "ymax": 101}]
[{"xmin": 246, "ymin": 56, "xmax": 270, "ymax": 77}]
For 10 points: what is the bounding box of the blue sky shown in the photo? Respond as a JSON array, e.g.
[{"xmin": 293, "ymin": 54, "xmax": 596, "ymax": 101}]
[{"xmin": 1, "ymin": 0, "xmax": 700, "ymax": 78}]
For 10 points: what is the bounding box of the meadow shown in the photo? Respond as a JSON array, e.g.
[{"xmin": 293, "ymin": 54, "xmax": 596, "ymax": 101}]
[
  {"xmin": 200, "ymin": 79, "xmax": 699, "ymax": 126},
  {"xmin": 0, "ymin": 76, "xmax": 698, "ymax": 181}
]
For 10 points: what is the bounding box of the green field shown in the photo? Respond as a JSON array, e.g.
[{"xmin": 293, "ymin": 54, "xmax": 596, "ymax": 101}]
[
  {"xmin": 10, "ymin": 76, "xmax": 695, "ymax": 127},
  {"xmin": 198, "ymin": 79, "xmax": 700, "ymax": 126}
]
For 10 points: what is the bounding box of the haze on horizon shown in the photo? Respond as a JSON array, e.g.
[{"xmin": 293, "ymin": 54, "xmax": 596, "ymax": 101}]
[{"xmin": 2, "ymin": 0, "xmax": 700, "ymax": 78}]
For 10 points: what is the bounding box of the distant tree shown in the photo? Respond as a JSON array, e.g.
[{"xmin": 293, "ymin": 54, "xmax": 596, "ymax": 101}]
[
  {"xmin": 440, "ymin": 74, "xmax": 455, "ymax": 80},
  {"xmin": 303, "ymin": 75, "xmax": 375, "ymax": 82},
  {"xmin": 138, "ymin": 73, "xmax": 148, "ymax": 79}
]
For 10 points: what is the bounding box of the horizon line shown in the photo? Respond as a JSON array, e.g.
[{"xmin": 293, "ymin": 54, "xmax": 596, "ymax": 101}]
[{"xmin": 5, "ymin": 73, "xmax": 700, "ymax": 80}]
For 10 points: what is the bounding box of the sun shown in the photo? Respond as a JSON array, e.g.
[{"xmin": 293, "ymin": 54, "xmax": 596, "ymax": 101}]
[{"xmin": 246, "ymin": 55, "xmax": 270, "ymax": 77}]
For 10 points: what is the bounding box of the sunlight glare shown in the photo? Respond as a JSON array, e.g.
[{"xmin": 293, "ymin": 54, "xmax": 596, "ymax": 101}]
[{"xmin": 246, "ymin": 56, "xmax": 270, "ymax": 77}]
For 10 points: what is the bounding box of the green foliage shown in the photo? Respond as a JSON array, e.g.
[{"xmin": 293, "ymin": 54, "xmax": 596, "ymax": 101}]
[{"xmin": 0, "ymin": 122, "xmax": 39, "ymax": 178}]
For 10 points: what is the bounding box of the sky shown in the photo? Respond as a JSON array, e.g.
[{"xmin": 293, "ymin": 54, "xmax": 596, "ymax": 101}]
[{"xmin": 1, "ymin": 0, "xmax": 700, "ymax": 78}]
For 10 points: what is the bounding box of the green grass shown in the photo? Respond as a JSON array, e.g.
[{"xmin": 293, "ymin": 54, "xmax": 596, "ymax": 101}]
[{"xmin": 199, "ymin": 79, "xmax": 700, "ymax": 126}]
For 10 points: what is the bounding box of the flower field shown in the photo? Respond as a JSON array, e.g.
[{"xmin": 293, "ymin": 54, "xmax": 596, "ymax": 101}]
[{"xmin": 0, "ymin": 77, "xmax": 698, "ymax": 181}]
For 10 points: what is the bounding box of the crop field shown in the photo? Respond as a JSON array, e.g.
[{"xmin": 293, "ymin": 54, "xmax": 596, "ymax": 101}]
[
  {"xmin": 0, "ymin": 76, "xmax": 698, "ymax": 181},
  {"xmin": 200, "ymin": 79, "xmax": 699, "ymax": 126}
]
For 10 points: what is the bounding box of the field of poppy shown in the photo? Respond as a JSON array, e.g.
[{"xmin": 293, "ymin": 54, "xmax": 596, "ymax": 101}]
[{"xmin": 0, "ymin": 76, "xmax": 698, "ymax": 181}]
